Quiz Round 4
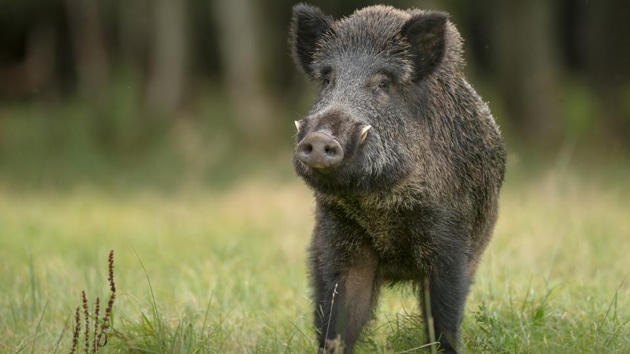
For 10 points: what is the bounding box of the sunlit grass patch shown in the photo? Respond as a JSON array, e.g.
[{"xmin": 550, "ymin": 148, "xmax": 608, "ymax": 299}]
[{"xmin": 0, "ymin": 163, "xmax": 629, "ymax": 353}]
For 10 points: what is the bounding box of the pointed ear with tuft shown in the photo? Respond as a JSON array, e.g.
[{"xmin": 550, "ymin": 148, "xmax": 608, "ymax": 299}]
[
  {"xmin": 401, "ymin": 11, "xmax": 449, "ymax": 80},
  {"xmin": 289, "ymin": 3, "xmax": 333, "ymax": 78}
]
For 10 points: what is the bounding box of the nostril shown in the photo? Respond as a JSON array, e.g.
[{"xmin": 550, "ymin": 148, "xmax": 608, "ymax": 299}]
[
  {"xmin": 299, "ymin": 143, "xmax": 313, "ymax": 155},
  {"xmin": 324, "ymin": 146, "xmax": 337, "ymax": 156}
]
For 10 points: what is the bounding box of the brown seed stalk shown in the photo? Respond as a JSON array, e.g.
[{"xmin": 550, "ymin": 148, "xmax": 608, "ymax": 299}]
[{"xmin": 70, "ymin": 306, "xmax": 80, "ymax": 354}]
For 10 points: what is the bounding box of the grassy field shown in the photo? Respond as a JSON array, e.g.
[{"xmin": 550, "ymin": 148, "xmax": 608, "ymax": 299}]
[{"xmin": 1, "ymin": 155, "xmax": 629, "ymax": 353}]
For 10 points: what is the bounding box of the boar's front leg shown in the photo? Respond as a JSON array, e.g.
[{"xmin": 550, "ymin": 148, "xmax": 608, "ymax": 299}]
[
  {"xmin": 309, "ymin": 215, "xmax": 380, "ymax": 353},
  {"xmin": 418, "ymin": 215, "xmax": 471, "ymax": 354}
]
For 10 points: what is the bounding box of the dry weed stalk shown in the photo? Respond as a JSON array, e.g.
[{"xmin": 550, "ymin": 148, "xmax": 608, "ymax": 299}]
[
  {"xmin": 70, "ymin": 306, "xmax": 81, "ymax": 354},
  {"xmin": 68, "ymin": 250, "xmax": 117, "ymax": 354}
]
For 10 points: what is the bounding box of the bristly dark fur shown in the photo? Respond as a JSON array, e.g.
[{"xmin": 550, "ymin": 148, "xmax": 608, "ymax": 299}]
[{"xmin": 290, "ymin": 4, "xmax": 506, "ymax": 354}]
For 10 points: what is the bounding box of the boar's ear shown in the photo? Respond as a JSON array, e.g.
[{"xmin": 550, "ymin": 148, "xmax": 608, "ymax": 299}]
[
  {"xmin": 289, "ymin": 3, "xmax": 333, "ymax": 77},
  {"xmin": 401, "ymin": 11, "xmax": 448, "ymax": 80}
]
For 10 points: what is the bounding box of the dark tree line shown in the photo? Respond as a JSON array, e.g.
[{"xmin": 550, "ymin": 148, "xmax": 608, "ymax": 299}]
[{"xmin": 0, "ymin": 0, "xmax": 628, "ymax": 149}]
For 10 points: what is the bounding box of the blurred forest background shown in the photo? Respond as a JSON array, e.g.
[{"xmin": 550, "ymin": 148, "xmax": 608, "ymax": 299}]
[{"xmin": 0, "ymin": 0, "xmax": 629, "ymax": 190}]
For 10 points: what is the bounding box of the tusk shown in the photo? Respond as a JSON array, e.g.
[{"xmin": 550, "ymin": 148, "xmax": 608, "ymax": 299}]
[
  {"xmin": 360, "ymin": 125, "xmax": 372, "ymax": 143},
  {"xmin": 294, "ymin": 120, "xmax": 302, "ymax": 131}
]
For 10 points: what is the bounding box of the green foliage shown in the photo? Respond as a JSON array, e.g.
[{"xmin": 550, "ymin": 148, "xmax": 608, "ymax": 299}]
[
  {"xmin": 562, "ymin": 80, "xmax": 596, "ymax": 140},
  {"xmin": 0, "ymin": 79, "xmax": 296, "ymax": 193},
  {"xmin": 467, "ymin": 282, "xmax": 629, "ymax": 353}
]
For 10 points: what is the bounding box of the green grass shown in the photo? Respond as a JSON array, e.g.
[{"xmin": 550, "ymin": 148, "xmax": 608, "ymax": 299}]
[{"xmin": 1, "ymin": 158, "xmax": 629, "ymax": 353}]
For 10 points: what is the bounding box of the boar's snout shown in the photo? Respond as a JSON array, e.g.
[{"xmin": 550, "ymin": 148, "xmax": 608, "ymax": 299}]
[{"xmin": 296, "ymin": 131, "xmax": 344, "ymax": 169}]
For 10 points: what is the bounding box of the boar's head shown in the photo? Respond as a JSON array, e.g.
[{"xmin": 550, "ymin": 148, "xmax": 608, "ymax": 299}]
[{"xmin": 290, "ymin": 4, "xmax": 452, "ymax": 195}]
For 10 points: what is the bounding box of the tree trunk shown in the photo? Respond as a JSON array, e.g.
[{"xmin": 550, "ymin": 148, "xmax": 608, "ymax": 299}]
[
  {"xmin": 491, "ymin": 0, "xmax": 562, "ymax": 146},
  {"xmin": 144, "ymin": 0, "xmax": 188, "ymax": 119},
  {"xmin": 118, "ymin": 0, "xmax": 150, "ymax": 75},
  {"xmin": 577, "ymin": 0, "xmax": 630, "ymax": 148},
  {"xmin": 64, "ymin": 0, "xmax": 109, "ymax": 101},
  {"xmin": 0, "ymin": 24, "xmax": 56, "ymax": 98},
  {"xmin": 213, "ymin": 0, "xmax": 277, "ymax": 145}
]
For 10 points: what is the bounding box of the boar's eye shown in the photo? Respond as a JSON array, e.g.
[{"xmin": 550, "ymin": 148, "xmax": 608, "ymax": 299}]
[
  {"xmin": 319, "ymin": 66, "xmax": 333, "ymax": 88},
  {"xmin": 371, "ymin": 71, "xmax": 393, "ymax": 95},
  {"xmin": 320, "ymin": 75, "xmax": 334, "ymax": 89},
  {"xmin": 373, "ymin": 76, "xmax": 391, "ymax": 96}
]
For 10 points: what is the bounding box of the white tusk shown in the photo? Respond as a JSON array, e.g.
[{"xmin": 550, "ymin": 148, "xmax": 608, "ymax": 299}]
[
  {"xmin": 294, "ymin": 120, "xmax": 302, "ymax": 131},
  {"xmin": 360, "ymin": 125, "xmax": 372, "ymax": 143}
]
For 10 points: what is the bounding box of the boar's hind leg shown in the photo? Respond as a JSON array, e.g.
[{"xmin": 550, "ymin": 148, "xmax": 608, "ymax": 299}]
[
  {"xmin": 312, "ymin": 247, "xmax": 379, "ymax": 353},
  {"xmin": 419, "ymin": 249, "xmax": 470, "ymax": 354}
]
